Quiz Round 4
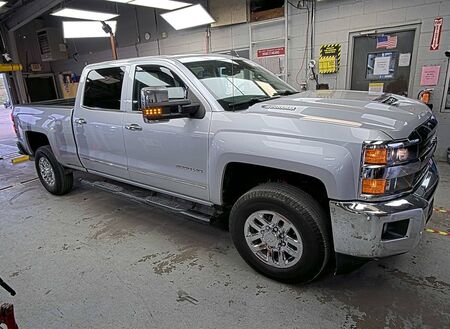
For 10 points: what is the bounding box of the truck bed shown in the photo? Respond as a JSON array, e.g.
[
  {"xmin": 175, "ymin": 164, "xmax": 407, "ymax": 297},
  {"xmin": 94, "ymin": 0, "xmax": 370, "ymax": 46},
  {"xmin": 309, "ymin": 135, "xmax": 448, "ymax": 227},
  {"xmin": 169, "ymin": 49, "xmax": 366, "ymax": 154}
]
[{"xmin": 26, "ymin": 98, "xmax": 75, "ymax": 108}]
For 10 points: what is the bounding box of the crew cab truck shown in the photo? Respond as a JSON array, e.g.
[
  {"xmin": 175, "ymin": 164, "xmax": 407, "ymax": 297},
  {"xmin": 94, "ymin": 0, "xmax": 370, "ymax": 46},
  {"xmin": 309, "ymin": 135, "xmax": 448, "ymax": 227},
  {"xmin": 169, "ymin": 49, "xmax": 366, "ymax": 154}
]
[{"xmin": 12, "ymin": 55, "xmax": 439, "ymax": 283}]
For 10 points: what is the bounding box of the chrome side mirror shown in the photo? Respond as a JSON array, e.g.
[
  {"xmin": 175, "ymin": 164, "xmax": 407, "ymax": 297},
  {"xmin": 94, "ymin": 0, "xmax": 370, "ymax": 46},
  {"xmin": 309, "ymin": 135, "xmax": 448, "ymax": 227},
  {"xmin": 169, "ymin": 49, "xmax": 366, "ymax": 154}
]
[{"xmin": 140, "ymin": 86, "xmax": 198, "ymax": 122}]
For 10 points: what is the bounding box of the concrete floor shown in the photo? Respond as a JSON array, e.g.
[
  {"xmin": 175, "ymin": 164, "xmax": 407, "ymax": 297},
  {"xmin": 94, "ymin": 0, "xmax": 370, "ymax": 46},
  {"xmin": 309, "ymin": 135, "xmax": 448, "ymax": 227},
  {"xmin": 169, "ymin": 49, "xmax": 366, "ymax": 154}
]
[{"xmin": 1, "ymin": 107, "xmax": 449, "ymax": 328}]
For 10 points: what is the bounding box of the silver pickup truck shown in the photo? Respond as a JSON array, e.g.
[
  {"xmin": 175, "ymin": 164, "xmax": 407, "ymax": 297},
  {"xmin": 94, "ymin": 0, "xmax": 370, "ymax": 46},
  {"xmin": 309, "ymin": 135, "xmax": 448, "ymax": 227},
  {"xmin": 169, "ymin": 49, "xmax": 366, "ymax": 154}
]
[{"xmin": 12, "ymin": 54, "xmax": 439, "ymax": 283}]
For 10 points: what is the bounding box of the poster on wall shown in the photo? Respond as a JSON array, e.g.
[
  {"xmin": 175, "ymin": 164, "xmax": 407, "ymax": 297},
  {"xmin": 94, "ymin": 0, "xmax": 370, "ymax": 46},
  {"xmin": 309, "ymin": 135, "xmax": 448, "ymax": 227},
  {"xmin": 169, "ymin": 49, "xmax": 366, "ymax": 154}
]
[
  {"xmin": 373, "ymin": 57, "xmax": 391, "ymax": 75},
  {"xmin": 420, "ymin": 66, "xmax": 440, "ymax": 86},
  {"xmin": 319, "ymin": 44, "xmax": 341, "ymax": 74},
  {"xmin": 430, "ymin": 17, "xmax": 443, "ymax": 51},
  {"xmin": 368, "ymin": 82, "xmax": 384, "ymax": 94},
  {"xmin": 398, "ymin": 53, "xmax": 411, "ymax": 67}
]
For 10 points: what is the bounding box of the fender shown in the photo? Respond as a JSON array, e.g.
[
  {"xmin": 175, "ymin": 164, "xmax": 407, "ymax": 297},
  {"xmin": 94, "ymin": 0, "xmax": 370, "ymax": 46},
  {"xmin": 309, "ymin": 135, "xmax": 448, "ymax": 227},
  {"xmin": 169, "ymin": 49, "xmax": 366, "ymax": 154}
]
[{"xmin": 208, "ymin": 130, "xmax": 360, "ymax": 205}]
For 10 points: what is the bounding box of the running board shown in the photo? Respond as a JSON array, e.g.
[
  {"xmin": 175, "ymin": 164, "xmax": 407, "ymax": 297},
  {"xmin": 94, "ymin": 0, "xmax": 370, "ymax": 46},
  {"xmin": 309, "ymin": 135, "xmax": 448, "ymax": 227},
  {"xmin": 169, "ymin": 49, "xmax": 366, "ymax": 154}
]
[{"xmin": 79, "ymin": 178, "xmax": 213, "ymax": 224}]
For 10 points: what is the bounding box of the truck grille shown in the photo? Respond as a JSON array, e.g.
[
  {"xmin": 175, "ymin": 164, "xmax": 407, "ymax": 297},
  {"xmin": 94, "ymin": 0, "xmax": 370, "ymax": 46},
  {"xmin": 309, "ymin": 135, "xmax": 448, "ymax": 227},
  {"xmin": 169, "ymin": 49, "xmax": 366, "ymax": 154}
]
[{"xmin": 410, "ymin": 115, "xmax": 437, "ymax": 187}]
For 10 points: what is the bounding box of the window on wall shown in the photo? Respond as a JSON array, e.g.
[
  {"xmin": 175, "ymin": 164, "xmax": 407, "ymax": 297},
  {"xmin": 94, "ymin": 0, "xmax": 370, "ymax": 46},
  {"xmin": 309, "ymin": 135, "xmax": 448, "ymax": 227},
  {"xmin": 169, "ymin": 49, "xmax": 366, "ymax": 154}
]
[
  {"xmin": 83, "ymin": 67, "xmax": 125, "ymax": 110},
  {"xmin": 132, "ymin": 65, "xmax": 186, "ymax": 111},
  {"xmin": 250, "ymin": 0, "xmax": 284, "ymax": 21}
]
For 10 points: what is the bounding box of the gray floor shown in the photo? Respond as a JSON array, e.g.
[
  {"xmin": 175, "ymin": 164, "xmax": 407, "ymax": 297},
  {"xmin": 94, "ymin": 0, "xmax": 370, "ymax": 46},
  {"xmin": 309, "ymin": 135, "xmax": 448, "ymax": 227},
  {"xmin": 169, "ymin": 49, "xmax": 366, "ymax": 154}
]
[{"xmin": 1, "ymin": 108, "xmax": 449, "ymax": 329}]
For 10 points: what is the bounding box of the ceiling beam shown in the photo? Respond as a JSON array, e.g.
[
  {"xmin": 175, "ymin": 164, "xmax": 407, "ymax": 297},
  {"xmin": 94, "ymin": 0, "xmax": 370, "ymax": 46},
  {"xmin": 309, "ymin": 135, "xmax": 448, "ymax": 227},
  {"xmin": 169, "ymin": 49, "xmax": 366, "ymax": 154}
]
[{"xmin": 4, "ymin": 0, "xmax": 63, "ymax": 32}]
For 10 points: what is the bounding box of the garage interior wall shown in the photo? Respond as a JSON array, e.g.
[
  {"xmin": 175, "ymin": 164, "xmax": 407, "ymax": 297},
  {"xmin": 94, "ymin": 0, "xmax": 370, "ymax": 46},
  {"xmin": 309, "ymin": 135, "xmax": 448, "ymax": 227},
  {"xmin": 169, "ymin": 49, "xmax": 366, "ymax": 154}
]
[{"xmin": 7, "ymin": 0, "xmax": 450, "ymax": 160}]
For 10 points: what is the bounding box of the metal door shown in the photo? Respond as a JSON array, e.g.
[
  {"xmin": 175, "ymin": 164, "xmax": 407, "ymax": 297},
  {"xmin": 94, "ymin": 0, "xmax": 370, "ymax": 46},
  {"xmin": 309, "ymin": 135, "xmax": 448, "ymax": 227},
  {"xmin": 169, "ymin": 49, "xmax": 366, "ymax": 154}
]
[
  {"xmin": 122, "ymin": 62, "xmax": 210, "ymax": 202},
  {"xmin": 73, "ymin": 66, "xmax": 128, "ymax": 179},
  {"xmin": 350, "ymin": 29, "xmax": 416, "ymax": 96}
]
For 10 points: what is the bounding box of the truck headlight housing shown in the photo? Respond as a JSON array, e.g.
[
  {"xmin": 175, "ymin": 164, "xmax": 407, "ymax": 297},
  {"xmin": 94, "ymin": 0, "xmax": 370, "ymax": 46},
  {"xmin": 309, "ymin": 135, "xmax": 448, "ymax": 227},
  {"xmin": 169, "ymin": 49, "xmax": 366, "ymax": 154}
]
[{"xmin": 360, "ymin": 140, "xmax": 426, "ymax": 200}]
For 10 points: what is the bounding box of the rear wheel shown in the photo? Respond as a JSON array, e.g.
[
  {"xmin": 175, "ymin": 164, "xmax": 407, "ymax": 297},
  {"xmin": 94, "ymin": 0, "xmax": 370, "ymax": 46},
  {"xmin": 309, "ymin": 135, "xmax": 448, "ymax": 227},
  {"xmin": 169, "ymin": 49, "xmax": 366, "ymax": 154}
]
[
  {"xmin": 229, "ymin": 183, "xmax": 330, "ymax": 283},
  {"xmin": 35, "ymin": 145, "xmax": 73, "ymax": 195}
]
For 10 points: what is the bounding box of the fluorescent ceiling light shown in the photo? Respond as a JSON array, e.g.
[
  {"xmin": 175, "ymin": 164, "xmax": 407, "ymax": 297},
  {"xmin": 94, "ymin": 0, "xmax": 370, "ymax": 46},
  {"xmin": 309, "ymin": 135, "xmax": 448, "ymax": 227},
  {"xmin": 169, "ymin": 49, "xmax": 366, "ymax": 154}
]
[
  {"xmin": 161, "ymin": 4, "xmax": 215, "ymax": 30},
  {"xmin": 129, "ymin": 0, "xmax": 191, "ymax": 10},
  {"xmin": 0, "ymin": 1, "xmax": 7, "ymax": 8},
  {"xmin": 106, "ymin": 0, "xmax": 131, "ymax": 3},
  {"xmin": 52, "ymin": 8, "xmax": 118, "ymax": 21},
  {"xmin": 63, "ymin": 21, "xmax": 117, "ymax": 38}
]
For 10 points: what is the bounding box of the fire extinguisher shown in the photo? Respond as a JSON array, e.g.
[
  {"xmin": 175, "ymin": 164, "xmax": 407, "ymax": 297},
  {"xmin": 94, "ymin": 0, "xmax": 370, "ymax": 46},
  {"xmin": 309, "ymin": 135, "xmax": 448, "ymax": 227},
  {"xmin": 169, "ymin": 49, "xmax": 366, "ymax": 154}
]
[{"xmin": 417, "ymin": 88, "xmax": 434, "ymax": 110}]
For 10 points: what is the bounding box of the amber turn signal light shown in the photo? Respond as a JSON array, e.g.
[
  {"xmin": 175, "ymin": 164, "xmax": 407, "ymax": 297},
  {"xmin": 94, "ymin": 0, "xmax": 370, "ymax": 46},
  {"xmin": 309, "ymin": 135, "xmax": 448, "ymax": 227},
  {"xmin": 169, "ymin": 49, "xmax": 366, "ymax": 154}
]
[
  {"xmin": 143, "ymin": 107, "xmax": 163, "ymax": 116},
  {"xmin": 364, "ymin": 148, "xmax": 387, "ymax": 165},
  {"xmin": 362, "ymin": 178, "xmax": 386, "ymax": 194}
]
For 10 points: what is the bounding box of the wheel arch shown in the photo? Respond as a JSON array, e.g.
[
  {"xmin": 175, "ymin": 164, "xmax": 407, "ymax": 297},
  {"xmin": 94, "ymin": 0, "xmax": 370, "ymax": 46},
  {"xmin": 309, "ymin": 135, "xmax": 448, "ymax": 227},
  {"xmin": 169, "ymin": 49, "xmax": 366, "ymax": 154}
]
[{"xmin": 220, "ymin": 161, "xmax": 330, "ymax": 210}]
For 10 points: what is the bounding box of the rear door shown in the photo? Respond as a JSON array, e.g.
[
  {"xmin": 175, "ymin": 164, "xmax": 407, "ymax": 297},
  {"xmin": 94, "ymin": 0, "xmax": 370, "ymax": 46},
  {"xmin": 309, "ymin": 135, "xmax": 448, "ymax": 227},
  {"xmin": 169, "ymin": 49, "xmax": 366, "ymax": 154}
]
[{"xmin": 73, "ymin": 66, "xmax": 129, "ymax": 178}]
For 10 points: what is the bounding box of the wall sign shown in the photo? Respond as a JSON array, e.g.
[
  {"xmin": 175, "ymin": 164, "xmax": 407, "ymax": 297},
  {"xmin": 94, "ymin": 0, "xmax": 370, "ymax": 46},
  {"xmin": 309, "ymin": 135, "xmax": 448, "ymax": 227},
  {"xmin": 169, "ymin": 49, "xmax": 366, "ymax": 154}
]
[
  {"xmin": 398, "ymin": 53, "xmax": 411, "ymax": 67},
  {"xmin": 319, "ymin": 43, "xmax": 341, "ymax": 74},
  {"xmin": 30, "ymin": 63, "xmax": 42, "ymax": 72},
  {"xmin": 368, "ymin": 82, "xmax": 384, "ymax": 94},
  {"xmin": 430, "ymin": 17, "xmax": 443, "ymax": 51},
  {"xmin": 373, "ymin": 56, "xmax": 391, "ymax": 75},
  {"xmin": 256, "ymin": 47, "xmax": 285, "ymax": 58},
  {"xmin": 420, "ymin": 66, "xmax": 440, "ymax": 86},
  {"xmin": 256, "ymin": 47, "xmax": 286, "ymax": 76}
]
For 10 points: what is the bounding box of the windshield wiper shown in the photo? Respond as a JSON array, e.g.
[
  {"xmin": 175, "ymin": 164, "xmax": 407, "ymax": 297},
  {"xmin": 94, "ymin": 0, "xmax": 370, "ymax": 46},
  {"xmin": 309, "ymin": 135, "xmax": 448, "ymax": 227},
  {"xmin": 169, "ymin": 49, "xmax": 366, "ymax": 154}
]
[
  {"xmin": 274, "ymin": 90, "xmax": 297, "ymax": 96},
  {"xmin": 228, "ymin": 96, "xmax": 277, "ymax": 111}
]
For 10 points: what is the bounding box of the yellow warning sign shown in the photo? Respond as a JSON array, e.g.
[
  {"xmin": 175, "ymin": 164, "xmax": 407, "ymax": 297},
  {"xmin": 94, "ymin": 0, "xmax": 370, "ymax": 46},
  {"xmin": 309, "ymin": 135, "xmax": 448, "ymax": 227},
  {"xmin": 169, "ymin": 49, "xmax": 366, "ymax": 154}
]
[
  {"xmin": 319, "ymin": 56, "xmax": 337, "ymax": 74},
  {"xmin": 319, "ymin": 44, "xmax": 341, "ymax": 74}
]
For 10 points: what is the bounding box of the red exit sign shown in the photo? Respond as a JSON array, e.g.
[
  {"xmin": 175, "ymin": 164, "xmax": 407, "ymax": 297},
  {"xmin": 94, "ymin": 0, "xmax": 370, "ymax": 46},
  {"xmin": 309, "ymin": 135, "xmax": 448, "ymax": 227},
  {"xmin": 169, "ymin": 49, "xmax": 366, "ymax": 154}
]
[{"xmin": 257, "ymin": 47, "xmax": 286, "ymax": 57}]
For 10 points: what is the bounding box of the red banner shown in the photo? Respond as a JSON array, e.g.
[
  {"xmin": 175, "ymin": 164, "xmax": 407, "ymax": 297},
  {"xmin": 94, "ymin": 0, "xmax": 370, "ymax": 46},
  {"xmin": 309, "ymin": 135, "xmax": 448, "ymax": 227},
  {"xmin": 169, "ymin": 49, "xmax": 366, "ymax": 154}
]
[
  {"xmin": 257, "ymin": 47, "xmax": 286, "ymax": 58},
  {"xmin": 430, "ymin": 17, "xmax": 443, "ymax": 51}
]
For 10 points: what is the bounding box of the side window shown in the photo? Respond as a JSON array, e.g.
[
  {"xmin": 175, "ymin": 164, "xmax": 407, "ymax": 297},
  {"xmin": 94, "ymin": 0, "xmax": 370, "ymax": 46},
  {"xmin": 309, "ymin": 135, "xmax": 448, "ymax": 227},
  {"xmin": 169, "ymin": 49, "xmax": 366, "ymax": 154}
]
[
  {"xmin": 133, "ymin": 65, "xmax": 186, "ymax": 111},
  {"xmin": 83, "ymin": 67, "xmax": 125, "ymax": 110}
]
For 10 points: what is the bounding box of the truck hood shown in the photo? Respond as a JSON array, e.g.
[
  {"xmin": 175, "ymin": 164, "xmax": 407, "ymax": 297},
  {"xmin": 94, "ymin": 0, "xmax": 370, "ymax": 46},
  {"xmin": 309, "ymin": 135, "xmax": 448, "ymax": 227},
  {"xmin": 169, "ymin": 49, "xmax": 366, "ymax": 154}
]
[{"xmin": 246, "ymin": 90, "xmax": 432, "ymax": 140}]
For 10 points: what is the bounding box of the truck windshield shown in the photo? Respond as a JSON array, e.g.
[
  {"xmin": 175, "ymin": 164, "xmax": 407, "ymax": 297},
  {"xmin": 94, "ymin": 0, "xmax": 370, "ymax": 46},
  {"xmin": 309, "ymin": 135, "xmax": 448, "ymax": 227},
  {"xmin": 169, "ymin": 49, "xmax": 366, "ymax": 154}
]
[{"xmin": 181, "ymin": 58, "xmax": 297, "ymax": 111}]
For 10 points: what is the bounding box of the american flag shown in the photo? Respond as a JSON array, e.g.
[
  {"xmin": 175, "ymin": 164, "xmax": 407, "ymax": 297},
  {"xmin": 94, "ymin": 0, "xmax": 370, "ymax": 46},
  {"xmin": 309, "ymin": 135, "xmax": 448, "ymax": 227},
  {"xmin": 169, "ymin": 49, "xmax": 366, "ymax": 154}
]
[{"xmin": 376, "ymin": 35, "xmax": 397, "ymax": 49}]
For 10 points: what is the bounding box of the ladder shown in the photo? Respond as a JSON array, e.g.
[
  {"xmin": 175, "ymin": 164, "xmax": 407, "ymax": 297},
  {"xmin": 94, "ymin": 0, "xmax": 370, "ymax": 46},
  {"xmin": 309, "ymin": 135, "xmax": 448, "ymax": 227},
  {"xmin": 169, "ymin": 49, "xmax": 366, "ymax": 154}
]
[{"xmin": 248, "ymin": 0, "xmax": 289, "ymax": 81}]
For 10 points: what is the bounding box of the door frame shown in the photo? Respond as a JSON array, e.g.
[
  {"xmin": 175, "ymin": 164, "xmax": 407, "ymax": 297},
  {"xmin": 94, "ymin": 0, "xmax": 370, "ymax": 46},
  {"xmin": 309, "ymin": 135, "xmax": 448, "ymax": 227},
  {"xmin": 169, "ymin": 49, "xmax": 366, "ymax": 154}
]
[
  {"xmin": 440, "ymin": 58, "xmax": 450, "ymax": 112},
  {"xmin": 346, "ymin": 23, "xmax": 421, "ymax": 96}
]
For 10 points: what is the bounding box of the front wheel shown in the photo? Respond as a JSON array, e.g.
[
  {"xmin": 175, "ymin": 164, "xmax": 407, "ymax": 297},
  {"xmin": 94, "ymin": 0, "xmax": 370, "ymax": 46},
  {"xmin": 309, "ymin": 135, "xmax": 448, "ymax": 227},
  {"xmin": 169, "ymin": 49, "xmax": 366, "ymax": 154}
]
[
  {"xmin": 229, "ymin": 183, "xmax": 331, "ymax": 283},
  {"xmin": 35, "ymin": 145, "xmax": 73, "ymax": 195}
]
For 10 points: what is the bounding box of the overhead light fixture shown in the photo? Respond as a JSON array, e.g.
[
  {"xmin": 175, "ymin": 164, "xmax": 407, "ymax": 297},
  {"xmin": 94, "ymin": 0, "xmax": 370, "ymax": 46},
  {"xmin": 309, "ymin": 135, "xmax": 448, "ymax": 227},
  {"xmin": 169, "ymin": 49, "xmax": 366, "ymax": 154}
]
[
  {"xmin": 106, "ymin": 0, "xmax": 190, "ymax": 10},
  {"xmin": 161, "ymin": 4, "xmax": 214, "ymax": 30},
  {"xmin": 131, "ymin": 0, "xmax": 191, "ymax": 10},
  {"xmin": 0, "ymin": 1, "xmax": 7, "ymax": 8},
  {"xmin": 52, "ymin": 8, "xmax": 118, "ymax": 21},
  {"xmin": 63, "ymin": 21, "xmax": 117, "ymax": 38}
]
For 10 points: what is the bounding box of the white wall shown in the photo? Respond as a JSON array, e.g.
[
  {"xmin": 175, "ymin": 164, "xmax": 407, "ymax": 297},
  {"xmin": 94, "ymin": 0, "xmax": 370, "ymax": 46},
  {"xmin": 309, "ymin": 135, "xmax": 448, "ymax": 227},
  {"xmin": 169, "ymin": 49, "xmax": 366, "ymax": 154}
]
[
  {"xmin": 306, "ymin": 0, "xmax": 450, "ymax": 159},
  {"xmin": 28, "ymin": 0, "xmax": 450, "ymax": 159}
]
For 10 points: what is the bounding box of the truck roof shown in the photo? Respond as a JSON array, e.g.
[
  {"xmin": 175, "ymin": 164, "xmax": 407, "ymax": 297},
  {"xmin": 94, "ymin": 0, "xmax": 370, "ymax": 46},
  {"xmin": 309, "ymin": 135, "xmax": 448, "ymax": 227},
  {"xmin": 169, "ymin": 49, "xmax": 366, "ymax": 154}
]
[{"xmin": 84, "ymin": 53, "xmax": 237, "ymax": 69}]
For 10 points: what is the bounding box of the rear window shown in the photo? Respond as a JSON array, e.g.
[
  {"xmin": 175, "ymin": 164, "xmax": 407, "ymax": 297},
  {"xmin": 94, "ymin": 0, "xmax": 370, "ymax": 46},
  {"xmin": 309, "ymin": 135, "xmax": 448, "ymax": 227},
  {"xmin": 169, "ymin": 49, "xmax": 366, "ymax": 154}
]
[{"xmin": 83, "ymin": 67, "xmax": 125, "ymax": 110}]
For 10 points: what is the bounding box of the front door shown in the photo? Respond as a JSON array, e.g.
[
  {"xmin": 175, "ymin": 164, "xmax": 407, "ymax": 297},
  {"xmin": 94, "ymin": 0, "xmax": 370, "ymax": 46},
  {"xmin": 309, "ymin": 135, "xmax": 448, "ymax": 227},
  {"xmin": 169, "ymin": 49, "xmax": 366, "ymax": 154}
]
[
  {"xmin": 123, "ymin": 63, "xmax": 210, "ymax": 202},
  {"xmin": 73, "ymin": 66, "xmax": 128, "ymax": 178},
  {"xmin": 351, "ymin": 29, "xmax": 416, "ymax": 96}
]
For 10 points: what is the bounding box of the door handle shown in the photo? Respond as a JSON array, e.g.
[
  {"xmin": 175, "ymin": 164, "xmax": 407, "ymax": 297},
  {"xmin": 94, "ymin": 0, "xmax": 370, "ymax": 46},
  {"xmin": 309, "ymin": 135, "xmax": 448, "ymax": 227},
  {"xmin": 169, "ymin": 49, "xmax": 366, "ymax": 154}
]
[
  {"xmin": 125, "ymin": 124, "xmax": 143, "ymax": 131},
  {"xmin": 74, "ymin": 118, "xmax": 87, "ymax": 125}
]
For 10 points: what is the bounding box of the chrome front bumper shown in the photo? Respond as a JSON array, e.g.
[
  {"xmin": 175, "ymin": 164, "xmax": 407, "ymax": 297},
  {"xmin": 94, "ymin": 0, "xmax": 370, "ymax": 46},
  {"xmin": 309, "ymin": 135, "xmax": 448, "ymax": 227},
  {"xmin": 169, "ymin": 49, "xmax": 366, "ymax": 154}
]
[{"xmin": 329, "ymin": 160, "xmax": 439, "ymax": 258}]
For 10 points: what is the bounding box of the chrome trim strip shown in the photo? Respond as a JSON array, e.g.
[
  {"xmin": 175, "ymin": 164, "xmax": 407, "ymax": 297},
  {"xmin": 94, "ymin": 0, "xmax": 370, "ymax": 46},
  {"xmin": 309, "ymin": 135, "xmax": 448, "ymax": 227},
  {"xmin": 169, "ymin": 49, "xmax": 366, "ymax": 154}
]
[
  {"xmin": 128, "ymin": 167, "xmax": 207, "ymax": 190},
  {"xmin": 362, "ymin": 161, "xmax": 421, "ymax": 179},
  {"xmin": 80, "ymin": 156, "xmax": 128, "ymax": 170},
  {"xmin": 86, "ymin": 169, "xmax": 213, "ymax": 206}
]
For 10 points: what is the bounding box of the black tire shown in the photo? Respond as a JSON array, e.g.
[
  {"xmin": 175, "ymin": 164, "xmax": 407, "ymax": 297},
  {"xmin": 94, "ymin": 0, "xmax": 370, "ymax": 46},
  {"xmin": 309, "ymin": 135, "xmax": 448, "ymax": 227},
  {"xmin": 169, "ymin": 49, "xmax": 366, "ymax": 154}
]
[
  {"xmin": 229, "ymin": 183, "xmax": 330, "ymax": 283},
  {"xmin": 35, "ymin": 145, "xmax": 73, "ymax": 195}
]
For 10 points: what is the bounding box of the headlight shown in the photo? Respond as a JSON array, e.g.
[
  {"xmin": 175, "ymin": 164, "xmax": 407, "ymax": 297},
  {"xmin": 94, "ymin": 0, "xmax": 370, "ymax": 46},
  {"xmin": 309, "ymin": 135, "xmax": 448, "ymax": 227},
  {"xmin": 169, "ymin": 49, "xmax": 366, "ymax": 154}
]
[
  {"xmin": 361, "ymin": 141, "xmax": 421, "ymax": 199},
  {"xmin": 363, "ymin": 143, "xmax": 419, "ymax": 166}
]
